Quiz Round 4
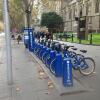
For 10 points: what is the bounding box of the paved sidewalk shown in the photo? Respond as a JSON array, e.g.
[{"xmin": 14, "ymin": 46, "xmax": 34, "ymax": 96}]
[
  {"xmin": 0, "ymin": 40, "xmax": 61, "ymax": 100},
  {"xmin": 0, "ymin": 39, "xmax": 100, "ymax": 100}
]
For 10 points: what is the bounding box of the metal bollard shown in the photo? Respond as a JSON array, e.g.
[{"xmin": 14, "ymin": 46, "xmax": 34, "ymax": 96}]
[
  {"xmin": 90, "ymin": 34, "xmax": 93, "ymax": 45},
  {"xmin": 55, "ymin": 53, "xmax": 63, "ymax": 77},
  {"xmin": 63, "ymin": 58, "xmax": 73, "ymax": 87}
]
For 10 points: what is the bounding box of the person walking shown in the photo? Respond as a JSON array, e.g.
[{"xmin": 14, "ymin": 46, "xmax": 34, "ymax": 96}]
[{"xmin": 17, "ymin": 34, "xmax": 22, "ymax": 44}]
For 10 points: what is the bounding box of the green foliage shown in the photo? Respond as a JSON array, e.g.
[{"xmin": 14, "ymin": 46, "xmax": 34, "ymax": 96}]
[
  {"xmin": 41, "ymin": 12, "xmax": 63, "ymax": 32},
  {"xmin": 54, "ymin": 33, "xmax": 100, "ymax": 45}
]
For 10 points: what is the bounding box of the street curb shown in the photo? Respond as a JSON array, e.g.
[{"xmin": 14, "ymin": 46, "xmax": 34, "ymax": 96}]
[{"xmin": 29, "ymin": 51, "xmax": 91, "ymax": 96}]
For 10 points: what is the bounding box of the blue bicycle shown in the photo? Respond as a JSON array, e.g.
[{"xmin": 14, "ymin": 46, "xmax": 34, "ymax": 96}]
[{"xmin": 49, "ymin": 43, "xmax": 95, "ymax": 76}]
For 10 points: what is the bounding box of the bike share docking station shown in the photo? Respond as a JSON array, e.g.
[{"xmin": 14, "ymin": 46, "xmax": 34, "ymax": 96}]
[
  {"xmin": 24, "ymin": 28, "xmax": 90, "ymax": 95},
  {"xmin": 23, "ymin": 27, "xmax": 35, "ymax": 52},
  {"xmin": 63, "ymin": 58, "xmax": 73, "ymax": 87}
]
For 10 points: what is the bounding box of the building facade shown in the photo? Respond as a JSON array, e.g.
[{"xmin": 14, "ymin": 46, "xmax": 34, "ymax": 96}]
[
  {"xmin": 60, "ymin": 0, "xmax": 100, "ymax": 33},
  {"xmin": 33, "ymin": 0, "xmax": 100, "ymax": 33},
  {"xmin": 62, "ymin": 0, "xmax": 100, "ymax": 32}
]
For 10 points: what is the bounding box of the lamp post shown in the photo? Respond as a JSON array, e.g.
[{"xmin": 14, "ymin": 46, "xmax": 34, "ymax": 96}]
[{"xmin": 3, "ymin": 0, "xmax": 13, "ymax": 85}]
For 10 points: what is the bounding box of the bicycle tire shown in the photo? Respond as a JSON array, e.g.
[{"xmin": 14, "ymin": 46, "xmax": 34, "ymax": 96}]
[
  {"xmin": 70, "ymin": 54, "xmax": 83, "ymax": 68},
  {"xmin": 49, "ymin": 58, "xmax": 56, "ymax": 75},
  {"xmin": 76, "ymin": 54, "xmax": 84, "ymax": 59},
  {"xmin": 34, "ymin": 49, "xmax": 38, "ymax": 55},
  {"xmin": 39, "ymin": 50, "xmax": 42, "ymax": 59},
  {"xmin": 79, "ymin": 57, "xmax": 95, "ymax": 76},
  {"xmin": 45, "ymin": 55, "xmax": 51, "ymax": 68},
  {"xmin": 42, "ymin": 52, "xmax": 46, "ymax": 63},
  {"xmin": 68, "ymin": 51, "xmax": 77, "ymax": 57}
]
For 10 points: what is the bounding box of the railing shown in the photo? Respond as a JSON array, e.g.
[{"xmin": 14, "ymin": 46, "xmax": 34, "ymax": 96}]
[{"xmin": 53, "ymin": 33, "xmax": 100, "ymax": 45}]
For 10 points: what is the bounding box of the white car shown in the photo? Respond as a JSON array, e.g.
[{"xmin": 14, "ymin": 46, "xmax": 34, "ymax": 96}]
[{"xmin": 0, "ymin": 32, "xmax": 5, "ymax": 37}]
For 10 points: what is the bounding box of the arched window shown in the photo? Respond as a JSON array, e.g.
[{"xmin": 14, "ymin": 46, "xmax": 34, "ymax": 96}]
[
  {"xmin": 86, "ymin": 3, "xmax": 89, "ymax": 15},
  {"xmin": 95, "ymin": 0, "xmax": 99, "ymax": 13},
  {"xmin": 80, "ymin": 7, "xmax": 82, "ymax": 17},
  {"xmin": 69, "ymin": 9, "xmax": 72, "ymax": 19}
]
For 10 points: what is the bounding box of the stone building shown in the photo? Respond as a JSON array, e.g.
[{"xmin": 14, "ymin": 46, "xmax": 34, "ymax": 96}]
[
  {"xmin": 33, "ymin": 0, "xmax": 100, "ymax": 33},
  {"xmin": 60, "ymin": 0, "xmax": 100, "ymax": 33}
]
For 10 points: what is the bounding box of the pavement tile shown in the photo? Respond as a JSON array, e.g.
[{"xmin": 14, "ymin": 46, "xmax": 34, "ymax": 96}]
[
  {"xmin": 37, "ymin": 89, "xmax": 61, "ymax": 100},
  {"xmin": 12, "ymin": 86, "xmax": 39, "ymax": 100}
]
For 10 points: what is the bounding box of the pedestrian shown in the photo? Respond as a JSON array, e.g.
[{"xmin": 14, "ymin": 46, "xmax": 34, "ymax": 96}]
[
  {"xmin": 11, "ymin": 34, "xmax": 15, "ymax": 40},
  {"xmin": 46, "ymin": 32, "xmax": 53, "ymax": 41},
  {"xmin": 17, "ymin": 34, "xmax": 22, "ymax": 44}
]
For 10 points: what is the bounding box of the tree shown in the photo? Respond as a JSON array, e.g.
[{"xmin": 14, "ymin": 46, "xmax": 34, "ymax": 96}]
[
  {"xmin": 0, "ymin": 1, "xmax": 3, "ymax": 21},
  {"xmin": 9, "ymin": 0, "xmax": 25, "ymax": 32},
  {"xmin": 41, "ymin": 12, "xmax": 63, "ymax": 33},
  {"xmin": 22, "ymin": 0, "xmax": 34, "ymax": 28}
]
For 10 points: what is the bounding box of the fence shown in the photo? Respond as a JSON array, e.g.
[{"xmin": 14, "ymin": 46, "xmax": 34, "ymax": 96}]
[{"xmin": 53, "ymin": 33, "xmax": 100, "ymax": 45}]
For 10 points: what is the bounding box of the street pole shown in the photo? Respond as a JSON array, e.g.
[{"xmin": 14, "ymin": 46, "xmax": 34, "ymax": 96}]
[{"xmin": 3, "ymin": 0, "xmax": 13, "ymax": 85}]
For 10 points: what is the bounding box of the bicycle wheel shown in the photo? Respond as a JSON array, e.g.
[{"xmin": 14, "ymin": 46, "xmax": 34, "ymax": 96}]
[
  {"xmin": 79, "ymin": 57, "xmax": 95, "ymax": 76},
  {"xmin": 70, "ymin": 54, "xmax": 83, "ymax": 69},
  {"xmin": 42, "ymin": 52, "xmax": 46, "ymax": 63},
  {"xmin": 49, "ymin": 58, "xmax": 56, "ymax": 75},
  {"xmin": 39, "ymin": 49, "xmax": 44, "ymax": 59},
  {"xmin": 34, "ymin": 49, "xmax": 39, "ymax": 55},
  {"xmin": 45, "ymin": 55, "xmax": 50, "ymax": 68},
  {"xmin": 68, "ymin": 51, "xmax": 77, "ymax": 58},
  {"xmin": 76, "ymin": 54, "xmax": 84, "ymax": 59}
]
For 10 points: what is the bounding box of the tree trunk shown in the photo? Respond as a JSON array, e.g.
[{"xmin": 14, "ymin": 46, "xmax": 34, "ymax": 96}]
[{"xmin": 26, "ymin": 11, "xmax": 31, "ymax": 28}]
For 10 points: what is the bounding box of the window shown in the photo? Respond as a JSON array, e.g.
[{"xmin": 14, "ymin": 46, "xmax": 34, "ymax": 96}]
[
  {"xmin": 69, "ymin": 9, "xmax": 72, "ymax": 19},
  {"xmin": 86, "ymin": 3, "xmax": 89, "ymax": 15},
  {"xmin": 88, "ymin": 17, "xmax": 92, "ymax": 24},
  {"xmin": 95, "ymin": 0, "xmax": 99, "ymax": 13},
  {"xmin": 73, "ymin": 6, "xmax": 75, "ymax": 18},
  {"xmin": 80, "ymin": 8, "xmax": 82, "ymax": 17}
]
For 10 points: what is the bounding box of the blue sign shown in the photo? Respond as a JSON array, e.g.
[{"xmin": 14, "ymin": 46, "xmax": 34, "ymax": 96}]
[
  {"xmin": 63, "ymin": 58, "xmax": 73, "ymax": 87},
  {"xmin": 28, "ymin": 28, "xmax": 35, "ymax": 52},
  {"xmin": 24, "ymin": 29, "xmax": 29, "ymax": 48},
  {"xmin": 29, "ymin": 31, "xmax": 34, "ymax": 51}
]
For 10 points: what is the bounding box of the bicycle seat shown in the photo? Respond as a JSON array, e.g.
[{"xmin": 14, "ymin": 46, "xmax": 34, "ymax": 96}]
[
  {"xmin": 80, "ymin": 50, "xmax": 87, "ymax": 53},
  {"xmin": 54, "ymin": 43, "xmax": 62, "ymax": 52},
  {"xmin": 50, "ymin": 42, "xmax": 59, "ymax": 50},
  {"xmin": 71, "ymin": 47, "xmax": 77, "ymax": 50},
  {"xmin": 64, "ymin": 45, "xmax": 74, "ymax": 51}
]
